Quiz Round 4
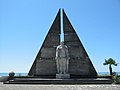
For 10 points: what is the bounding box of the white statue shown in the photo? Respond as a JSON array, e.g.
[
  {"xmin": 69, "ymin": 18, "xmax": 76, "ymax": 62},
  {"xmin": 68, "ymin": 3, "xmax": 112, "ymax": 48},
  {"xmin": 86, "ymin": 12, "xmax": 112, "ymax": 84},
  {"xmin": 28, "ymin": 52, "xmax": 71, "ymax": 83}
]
[{"xmin": 55, "ymin": 41, "xmax": 70, "ymax": 74}]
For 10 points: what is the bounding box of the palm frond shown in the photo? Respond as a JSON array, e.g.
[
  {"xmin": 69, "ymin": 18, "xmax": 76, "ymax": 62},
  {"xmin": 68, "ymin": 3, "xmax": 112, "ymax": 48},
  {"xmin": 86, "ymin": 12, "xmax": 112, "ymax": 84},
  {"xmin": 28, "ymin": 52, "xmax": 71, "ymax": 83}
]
[{"xmin": 114, "ymin": 63, "xmax": 119, "ymax": 66}]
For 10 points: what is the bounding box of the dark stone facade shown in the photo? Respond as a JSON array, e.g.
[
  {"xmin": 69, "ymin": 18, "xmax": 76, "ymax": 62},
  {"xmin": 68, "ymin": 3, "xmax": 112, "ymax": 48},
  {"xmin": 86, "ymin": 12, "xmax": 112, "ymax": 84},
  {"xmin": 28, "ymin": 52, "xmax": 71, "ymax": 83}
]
[{"xmin": 28, "ymin": 9, "xmax": 97, "ymax": 78}]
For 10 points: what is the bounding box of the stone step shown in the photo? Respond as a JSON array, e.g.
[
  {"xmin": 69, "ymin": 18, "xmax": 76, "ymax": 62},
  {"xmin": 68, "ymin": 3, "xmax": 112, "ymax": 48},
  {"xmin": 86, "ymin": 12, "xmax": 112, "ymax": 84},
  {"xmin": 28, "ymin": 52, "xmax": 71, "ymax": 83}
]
[{"xmin": 4, "ymin": 78, "xmax": 112, "ymax": 84}]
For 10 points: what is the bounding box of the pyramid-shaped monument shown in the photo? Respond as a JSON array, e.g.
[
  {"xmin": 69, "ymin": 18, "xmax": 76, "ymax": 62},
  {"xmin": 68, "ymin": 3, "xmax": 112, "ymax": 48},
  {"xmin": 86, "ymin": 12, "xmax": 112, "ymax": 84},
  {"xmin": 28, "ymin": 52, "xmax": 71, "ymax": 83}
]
[{"xmin": 28, "ymin": 9, "xmax": 97, "ymax": 78}]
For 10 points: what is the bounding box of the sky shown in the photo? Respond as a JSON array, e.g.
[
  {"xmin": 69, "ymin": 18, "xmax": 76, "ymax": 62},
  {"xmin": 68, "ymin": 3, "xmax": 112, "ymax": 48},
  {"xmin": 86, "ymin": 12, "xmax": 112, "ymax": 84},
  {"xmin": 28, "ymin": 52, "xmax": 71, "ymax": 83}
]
[{"xmin": 0, "ymin": 0, "xmax": 120, "ymax": 73}]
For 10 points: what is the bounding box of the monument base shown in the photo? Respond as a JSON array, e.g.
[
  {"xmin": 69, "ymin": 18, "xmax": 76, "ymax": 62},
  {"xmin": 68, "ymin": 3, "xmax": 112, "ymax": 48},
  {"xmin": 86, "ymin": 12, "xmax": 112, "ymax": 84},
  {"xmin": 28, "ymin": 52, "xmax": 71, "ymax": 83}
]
[
  {"xmin": 56, "ymin": 74, "xmax": 70, "ymax": 79},
  {"xmin": 4, "ymin": 76, "xmax": 112, "ymax": 84}
]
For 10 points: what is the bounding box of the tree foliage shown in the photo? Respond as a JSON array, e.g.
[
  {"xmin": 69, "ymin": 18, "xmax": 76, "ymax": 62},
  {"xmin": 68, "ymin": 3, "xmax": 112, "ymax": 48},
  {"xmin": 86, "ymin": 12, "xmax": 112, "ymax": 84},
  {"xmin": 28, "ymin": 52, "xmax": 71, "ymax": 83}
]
[{"xmin": 103, "ymin": 58, "xmax": 118, "ymax": 66}]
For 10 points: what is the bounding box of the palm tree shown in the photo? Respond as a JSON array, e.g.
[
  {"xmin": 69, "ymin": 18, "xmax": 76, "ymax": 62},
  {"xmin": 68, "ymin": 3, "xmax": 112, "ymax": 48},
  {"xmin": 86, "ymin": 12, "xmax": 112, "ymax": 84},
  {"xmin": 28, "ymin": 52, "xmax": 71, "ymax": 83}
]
[{"xmin": 103, "ymin": 58, "xmax": 118, "ymax": 76}]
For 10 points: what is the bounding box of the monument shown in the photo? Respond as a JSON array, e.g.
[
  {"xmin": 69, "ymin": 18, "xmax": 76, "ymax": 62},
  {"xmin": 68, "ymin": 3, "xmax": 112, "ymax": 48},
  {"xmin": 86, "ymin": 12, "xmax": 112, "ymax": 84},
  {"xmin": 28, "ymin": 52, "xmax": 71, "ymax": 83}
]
[
  {"xmin": 28, "ymin": 9, "xmax": 97, "ymax": 78},
  {"xmin": 3, "ymin": 9, "xmax": 112, "ymax": 84}
]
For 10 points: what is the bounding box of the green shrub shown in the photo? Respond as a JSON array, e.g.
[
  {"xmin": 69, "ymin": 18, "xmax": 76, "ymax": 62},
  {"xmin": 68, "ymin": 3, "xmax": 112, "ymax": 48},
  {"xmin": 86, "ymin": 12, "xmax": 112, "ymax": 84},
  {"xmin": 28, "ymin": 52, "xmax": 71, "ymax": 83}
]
[{"xmin": 113, "ymin": 75, "xmax": 120, "ymax": 84}]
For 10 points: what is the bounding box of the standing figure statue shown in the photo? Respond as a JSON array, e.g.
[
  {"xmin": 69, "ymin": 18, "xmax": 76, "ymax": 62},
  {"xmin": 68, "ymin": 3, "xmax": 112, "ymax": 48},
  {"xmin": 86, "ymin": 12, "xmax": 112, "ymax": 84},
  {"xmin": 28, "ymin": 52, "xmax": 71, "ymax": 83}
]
[{"xmin": 55, "ymin": 41, "xmax": 70, "ymax": 74}]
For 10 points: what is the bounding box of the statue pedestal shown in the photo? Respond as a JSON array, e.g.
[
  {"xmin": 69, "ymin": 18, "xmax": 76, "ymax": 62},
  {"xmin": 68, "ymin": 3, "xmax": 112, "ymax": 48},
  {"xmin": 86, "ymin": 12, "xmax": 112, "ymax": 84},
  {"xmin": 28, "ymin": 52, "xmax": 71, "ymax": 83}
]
[{"xmin": 56, "ymin": 74, "xmax": 70, "ymax": 79}]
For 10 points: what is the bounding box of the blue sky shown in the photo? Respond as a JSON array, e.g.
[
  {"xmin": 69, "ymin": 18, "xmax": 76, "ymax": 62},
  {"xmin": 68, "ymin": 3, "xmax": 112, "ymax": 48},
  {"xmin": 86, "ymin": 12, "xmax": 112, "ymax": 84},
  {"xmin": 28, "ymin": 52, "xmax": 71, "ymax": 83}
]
[{"xmin": 0, "ymin": 0, "xmax": 120, "ymax": 73}]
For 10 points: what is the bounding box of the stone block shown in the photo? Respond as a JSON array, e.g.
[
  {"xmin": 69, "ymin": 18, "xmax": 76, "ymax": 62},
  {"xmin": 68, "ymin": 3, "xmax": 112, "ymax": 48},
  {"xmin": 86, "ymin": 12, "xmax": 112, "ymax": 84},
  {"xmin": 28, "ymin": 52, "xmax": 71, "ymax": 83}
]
[{"xmin": 56, "ymin": 74, "xmax": 70, "ymax": 79}]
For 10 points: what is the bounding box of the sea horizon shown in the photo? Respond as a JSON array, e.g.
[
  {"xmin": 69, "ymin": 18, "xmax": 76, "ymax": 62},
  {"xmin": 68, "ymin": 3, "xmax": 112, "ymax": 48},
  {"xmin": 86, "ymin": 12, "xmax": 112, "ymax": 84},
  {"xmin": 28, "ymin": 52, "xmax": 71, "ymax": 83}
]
[{"xmin": 0, "ymin": 72, "xmax": 120, "ymax": 77}]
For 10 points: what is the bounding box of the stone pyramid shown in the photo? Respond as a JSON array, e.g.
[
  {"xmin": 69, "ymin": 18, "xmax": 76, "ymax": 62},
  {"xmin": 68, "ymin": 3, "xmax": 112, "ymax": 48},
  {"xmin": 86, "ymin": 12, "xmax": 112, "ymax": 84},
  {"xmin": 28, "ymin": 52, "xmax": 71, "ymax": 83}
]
[{"xmin": 28, "ymin": 9, "xmax": 97, "ymax": 78}]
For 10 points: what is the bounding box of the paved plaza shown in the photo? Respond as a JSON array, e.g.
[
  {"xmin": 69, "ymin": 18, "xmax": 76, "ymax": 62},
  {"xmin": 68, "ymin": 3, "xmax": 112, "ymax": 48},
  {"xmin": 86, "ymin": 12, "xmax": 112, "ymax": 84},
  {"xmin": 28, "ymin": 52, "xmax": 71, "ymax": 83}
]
[{"xmin": 0, "ymin": 82, "xmax": 120, "ymax": 90}]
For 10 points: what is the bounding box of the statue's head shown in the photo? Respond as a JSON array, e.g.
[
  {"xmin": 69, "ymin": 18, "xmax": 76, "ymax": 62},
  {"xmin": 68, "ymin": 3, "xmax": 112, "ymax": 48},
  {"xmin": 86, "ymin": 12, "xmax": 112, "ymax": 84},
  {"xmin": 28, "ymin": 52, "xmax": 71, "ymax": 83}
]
[{"xmin": 60, "ymin": 41, "xmax": 64, "ymax": 45}]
